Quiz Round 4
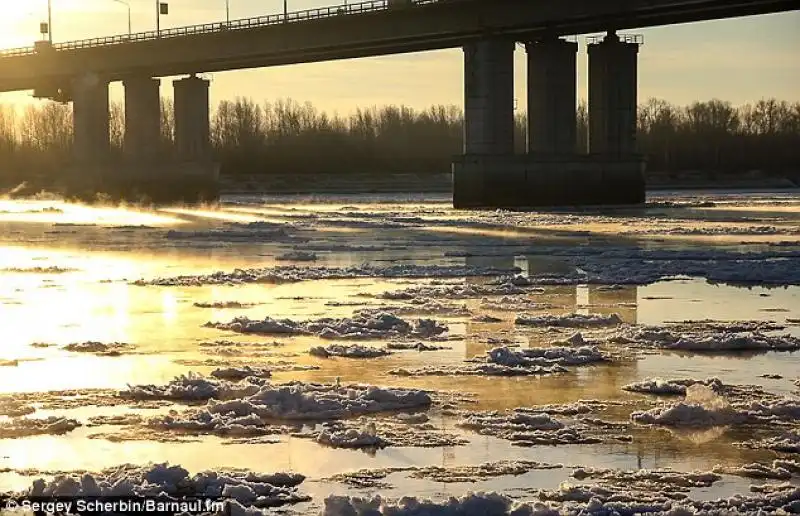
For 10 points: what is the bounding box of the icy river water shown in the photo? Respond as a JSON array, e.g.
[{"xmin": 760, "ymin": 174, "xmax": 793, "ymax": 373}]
[{"xmin": 0, "ymin": 191, "xmax": 799, "ymax": 515}]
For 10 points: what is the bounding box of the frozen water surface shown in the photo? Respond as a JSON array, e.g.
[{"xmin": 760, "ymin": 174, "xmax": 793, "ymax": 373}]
[{"xmin": 1, "ymin": 192, "xmax": 799, "ymax": 513}]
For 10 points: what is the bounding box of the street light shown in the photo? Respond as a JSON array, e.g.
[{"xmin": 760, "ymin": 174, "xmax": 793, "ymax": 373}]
[
  {"xmin": 225, "ymin": 0, "xmax": 230, "ymax": 23},
  {"xmin": 284, "ymin": 0, "xmax": 287, "ymax": 17},
  {"xmin": 110, "ymin": 0, "xmax": 132, "ymax": 37},
  {"xmin": 46, "ymin": 0, "xmax": 53, "ymax": 43},
  {"xmin": 156, "ymin": 1, "xmax": 168, "ymax": 37}
]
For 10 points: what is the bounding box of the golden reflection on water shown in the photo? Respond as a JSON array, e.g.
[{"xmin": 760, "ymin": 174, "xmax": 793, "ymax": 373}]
[
  {"xmin": 0, "ymin": 199, "xmax": 799, "ymax": 495},
  {"xmin": 0, "ymin": 200, "xmax": 184, "ymax": 226}
]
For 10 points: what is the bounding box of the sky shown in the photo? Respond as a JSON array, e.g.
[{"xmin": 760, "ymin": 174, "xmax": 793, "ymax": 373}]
[{"xmin": 0, "ymin": 0, "xmax": 798, "ymax": 114}]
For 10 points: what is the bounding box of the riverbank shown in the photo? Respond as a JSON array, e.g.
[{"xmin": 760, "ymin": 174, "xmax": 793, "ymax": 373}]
[{"xmin": 220, "ymin": 172, "xmax": 798, "ymax": 195}]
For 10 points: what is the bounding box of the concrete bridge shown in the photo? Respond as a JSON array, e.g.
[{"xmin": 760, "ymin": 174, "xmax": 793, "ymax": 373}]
[{"xmin": 1, "ymin": 0, "xmax": 797, "ymax": 205}]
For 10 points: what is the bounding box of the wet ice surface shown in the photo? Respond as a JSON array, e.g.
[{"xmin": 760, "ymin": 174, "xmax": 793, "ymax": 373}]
[{"xmin": 1, "ymin": 191, "xmax": 800, "ymax": 513}]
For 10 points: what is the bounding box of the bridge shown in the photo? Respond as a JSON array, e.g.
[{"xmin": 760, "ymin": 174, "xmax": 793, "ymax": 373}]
[{"xmin": 1, "ymin": 0, "xmax": 797, "ymax": 206}]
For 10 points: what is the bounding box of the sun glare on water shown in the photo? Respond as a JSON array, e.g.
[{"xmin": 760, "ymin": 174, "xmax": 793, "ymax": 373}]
[{"xmin": 0, "ymin": 200, "xmax": 184, "ymax": 226}]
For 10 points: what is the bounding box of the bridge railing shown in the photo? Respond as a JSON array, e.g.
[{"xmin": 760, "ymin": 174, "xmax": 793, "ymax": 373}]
[{"xmin": 0, "ymin": 0, "xmax": 441, "ymax": 58}]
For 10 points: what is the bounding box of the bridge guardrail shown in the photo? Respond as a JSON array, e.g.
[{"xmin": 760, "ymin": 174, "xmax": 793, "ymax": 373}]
[{"xmin": 0, "ymin": 0, "xmax": 441, "ymax": 58}]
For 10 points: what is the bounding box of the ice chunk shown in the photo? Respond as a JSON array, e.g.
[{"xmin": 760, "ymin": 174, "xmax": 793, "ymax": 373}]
[
  {"xmin": 631, "ymin": 385, "xmax": 739, "ymax": 427},
  {"xmin": 0, "ymin": 416, "xmax": 81, "ymax": 438},
  {"xmin": 623, "ymin": 377, "xmax": 723, "ymax": 396},
  {"xmin": 309, "ymin": 344, "xmax": 392, "ymax": 359},
  {"xmin": 516, "ymin": 313, "xmax": 623, "ymax": 328},
  {"xmin": 206, "ymin": 311, "xmax": 447, "ymax": 340},
  {"xmin": 210, "ymin": 366, "xmax": 272, "ymax": 381},
  {"xmin": 15, "ymin": 463, "xmax": 307, "ymax": 508}
]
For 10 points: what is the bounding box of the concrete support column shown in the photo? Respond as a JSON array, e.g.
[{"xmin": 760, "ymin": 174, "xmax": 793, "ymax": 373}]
[
  {"xmin": 72, "ymin": 74, "xmax": 109, "ymax": 163},
  {"xmin": 463, "ymin": 39, "xmax": 515, "ymax": 155},
  {"xmin": 588, "ymin": 31, "xmax": 640, "ymax": 156},
  {"xmin": 525, "ymin": 38, "xmax": 578, "ymax": 155},
  {"xmin": 173, "ymin": 75, "xmax": 210, "ymax": 161},
  {"xmin": 123, "ymin": 77, "xmax": 161, "ymax": 162}
]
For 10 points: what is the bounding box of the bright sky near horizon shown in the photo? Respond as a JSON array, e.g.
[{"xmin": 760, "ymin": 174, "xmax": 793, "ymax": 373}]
[{"xmin": 0, "ymin": 0, "xmax": 798, "ymax": 114}]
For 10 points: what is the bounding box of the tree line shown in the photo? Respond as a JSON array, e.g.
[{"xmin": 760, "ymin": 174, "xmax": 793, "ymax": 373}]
[{"xmin": 0, "ymin": 97, "xmax": 798, "ymax": 185}]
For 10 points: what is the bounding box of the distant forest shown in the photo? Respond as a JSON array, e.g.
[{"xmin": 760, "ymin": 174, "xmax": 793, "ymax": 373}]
[{"xmin": 0, "ymin": 97, "xmax": 798, "ymax": 182}]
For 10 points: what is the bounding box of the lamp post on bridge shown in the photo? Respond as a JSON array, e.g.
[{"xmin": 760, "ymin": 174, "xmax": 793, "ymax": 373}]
[
  {"xmin": 226, "ymin": 0, "xmax": 230, "ymax": 23},
  {"xmin": 110, "ymin": 0, "xmax": 132, "ymax": 37},
  {"xmin": 48, "ymin": 0, "xmax": 53, "ymax": 43},
  {"xmin": 156, "ymin": 1, "xmax": 168, "ymax": 37}
]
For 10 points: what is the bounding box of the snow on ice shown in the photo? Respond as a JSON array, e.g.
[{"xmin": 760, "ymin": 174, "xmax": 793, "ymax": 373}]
[
  {"xmin": 0, "ymin": 416, "xmax": 81, "ymax": 438},
  {"xmin": 11, "ymin": 463, "xmax": 308, "ymax": 508},
  {"xmin": 613, "ymin": 327, "xmax": 800, "ymax": 352},
  {"xmin": 309, "ymin": 344, "xmax": 392, "ymax": 359},
  {"xmin": 62, "ymin": 341, "xmax": 136, "ymax": 356},
  {"xmin": 205, "ymin": 311, "xmax": 447, "ymax": 340},
  {"xmin": 135, "ymin": 264, "xmax": 521, "ymax": 287},
  {"xmin": 516, "ymin": 313, "xmax": 623, "ymax": 328},
  {"xmin": 391, "ymin": 345, "xmax": 607, "ymax": 377}
]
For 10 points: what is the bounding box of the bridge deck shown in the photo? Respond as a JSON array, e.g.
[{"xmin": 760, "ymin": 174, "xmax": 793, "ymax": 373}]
[{"xmin": 0, "ymin": 0, "xmax": 796, "ymax": 93}]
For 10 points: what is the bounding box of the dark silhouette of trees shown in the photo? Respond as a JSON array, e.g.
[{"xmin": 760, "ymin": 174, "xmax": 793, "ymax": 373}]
[
  {"xmin": 637, "ymin": 98, "xmax": 800, "ymax": 178},
  {"xmin": 0, "ymin": 96, "xmax": 798, "ymax": 189}
]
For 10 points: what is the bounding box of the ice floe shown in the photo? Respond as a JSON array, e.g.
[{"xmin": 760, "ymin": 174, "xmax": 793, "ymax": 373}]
[
  {"xmin": 135, "ymin": 264, "xmax": 520, "ymax": 287},
  {"xmin": 316, "ymin": 423, "xmax": 388, "ymax": 449},
  {"xmin": 379, "ymin": 282, "xmax": 528, "ymax": 300},
  {"xmin": 87, "ymin": 414, "xmax": 144, "ymax": 427},
  {"xmin": 322, "ymin": 492, "xmax": 531, "ymax": 516},
  {"xmin": 276, "ymin": 251, "xmax": 318, "ymax": 262},
  {"xmin": 630, "ymin": 382, "xmax": 800, "ymax": 428},
  {"xmin": 131, "ymin": 379, "xmax": 433, "ymax": 440},
  {"xmin": 62, "ymin": 341, "xmax": 136, "ymax": 356},
  {"xmin": 488, "ymin": 346, "xmax": 608, "ymax": 367},
  {"xmin": 306, "ymin": 417, "xmax": 466, "ymax": 450},
  {"xmin": 623, "ymin": 377, "xmax": 723, "ymax": 396},
  {"xmin": 631, "ymin": 384, "xmax": 739, "ymax": 427},
  {"xmin": 0, "ymin": 416, "xmax": 80, "ymax": 438},
  {"xmin": 457, "ymin": 411, "xmax": 617, "ymax": 447},
  {"xmin": 120, "ymin": 373, "xmax": 262, "ymax": 402},
  {"xmin": 390, "ymin": 345, "xmax": 606, "ymax": 377},
  {"xmin": 206, "ymin": 311, "xmax": 447, "ymax": 340},
  {"xmin": 210, "ymin": 366, "xmax": 273, "ymax": 381},
  {"xmin": 0, "ymin": 400, "xmax": 36, "ymax": 417},
  {"xmin": 472, "ymin": 314, "xmax": 504, "ymax": 323},
  {"xmin": 1, "ymin": 266, "xmax": 77, "ymax": 274},
  {"xmin": 193, "ymin": 301, "xmax": 256, "ymax": 309},
  {"xmin": 309, "ymin": 344, "xmax": 392, "ymax": 359},
  {"xmin": 410, "ymin": 461, "xmax": 563, "ymax": 483},
  {"xmin": 10, "ymin": 462, "xmax": 308, "ymax": 508},
  {"xmin": 713, "ymin": 461, "xmax": 798, "ymax": 480},
  {"xmin": 738, "ymin": 430, "xmax": 800, "ymax": 454},
  {"xmin": 480, "ymin": 296, "xmax": 557, "ymax": 313},
  {"xmin": 516, "ymin": 313, "xmax": 623, "ymax": 328},
  {"xmin": 378, "ymin": 300, "xmax": 472, "ymax": 317},
  {"xmin": 386, "ymin": 342, "xmax": 450, "ymax": 352},
  {"xmin": 613, "ymin": 326, "xmax": 800, "ymax": 352}
]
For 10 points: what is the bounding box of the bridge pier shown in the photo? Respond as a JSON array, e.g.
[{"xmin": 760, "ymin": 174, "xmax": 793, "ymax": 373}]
[
  {"xmin": 526, "ymin": 38, "xmax": 578, "ymax": 155},
  {"xmin": 72, "ymin": 74, "xmax": 109, "ymax": 164},
  {"xmin": 588, "ymin": 31, "xmax": 640, "ymax": 156},
  {"xmin": 585, "ymin": 31, "xmax": 645, "ymax": 203},
  {"xmin": 453, "ymin": 39, "xmax": 516, "ymax": 208},
  {"xmin": 462, "ymin": 39, "xmax": 516, "ymax": 155},
  {"xmin": 173, "ymin": 75, "xmax": 211, "ymax": 161},
  {"xmin": 123, "ymin": 77, "xmax": 161, "ymax": 162}
]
